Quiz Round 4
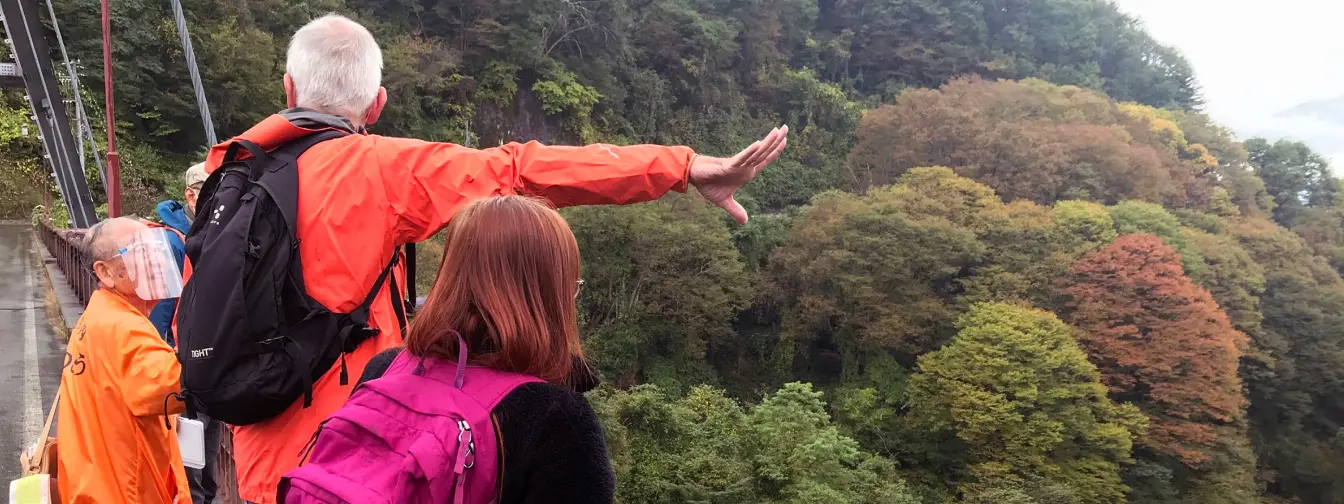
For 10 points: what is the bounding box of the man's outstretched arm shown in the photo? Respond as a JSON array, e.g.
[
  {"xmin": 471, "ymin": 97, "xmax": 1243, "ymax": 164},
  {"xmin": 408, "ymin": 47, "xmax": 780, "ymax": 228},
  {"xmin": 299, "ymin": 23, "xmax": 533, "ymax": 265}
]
[{"xmin": 379, "ymin": 126, "xmax": 788, "ymax": 243}]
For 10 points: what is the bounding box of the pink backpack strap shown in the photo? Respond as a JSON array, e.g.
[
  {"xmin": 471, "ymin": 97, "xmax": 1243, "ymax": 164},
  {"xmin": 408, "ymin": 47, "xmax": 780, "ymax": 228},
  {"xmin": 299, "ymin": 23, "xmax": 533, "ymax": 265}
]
[
  {"xmin": 459, "ymin": 367, "xmax": 544, "ymax": 410},
  {"xmin": 385, "ymin": 333, "xmax": 544, "ymax": 409},
  {"xmin": 384, "ymin": 347, "xmax": 419, "ymax": 375}
]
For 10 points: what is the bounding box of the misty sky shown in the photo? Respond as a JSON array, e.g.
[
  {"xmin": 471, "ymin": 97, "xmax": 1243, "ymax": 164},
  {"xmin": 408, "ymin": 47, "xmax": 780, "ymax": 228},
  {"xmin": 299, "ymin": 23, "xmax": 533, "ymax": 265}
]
[{"xmin": 1113, "ymin": 0, "xmax": 1344, "ymax": 168}]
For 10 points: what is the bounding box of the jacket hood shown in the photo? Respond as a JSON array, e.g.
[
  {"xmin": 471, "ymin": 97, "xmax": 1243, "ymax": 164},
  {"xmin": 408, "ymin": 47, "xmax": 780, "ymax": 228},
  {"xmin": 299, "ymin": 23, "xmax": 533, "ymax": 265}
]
[
  {"xmin": 154, "ymin": 200, "xmax": 191, "ymax": 234},
  {"xmin": 204, "ymin": 108, "xmax": 360, "ymax": 172}
]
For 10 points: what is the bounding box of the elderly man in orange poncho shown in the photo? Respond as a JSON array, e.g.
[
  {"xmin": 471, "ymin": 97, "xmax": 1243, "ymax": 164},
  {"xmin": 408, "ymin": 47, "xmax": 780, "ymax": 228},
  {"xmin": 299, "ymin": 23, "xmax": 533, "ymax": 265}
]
[{"xmin": 57, "ymin": 217, "xmax": 191, "ymax": 503}]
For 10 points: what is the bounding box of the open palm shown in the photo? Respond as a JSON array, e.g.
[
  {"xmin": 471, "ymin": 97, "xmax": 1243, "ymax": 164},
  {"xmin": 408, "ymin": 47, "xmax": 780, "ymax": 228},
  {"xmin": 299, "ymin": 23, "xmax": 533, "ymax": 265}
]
[{"xmin": 688, "ymin": 126, "xmax": 789, "ymax": 224}]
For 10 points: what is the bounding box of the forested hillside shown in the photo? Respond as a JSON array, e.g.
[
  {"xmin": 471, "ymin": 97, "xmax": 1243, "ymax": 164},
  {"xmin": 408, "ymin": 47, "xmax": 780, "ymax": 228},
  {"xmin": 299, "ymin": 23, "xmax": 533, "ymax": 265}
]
[{"xmin": 6, "ymin": 0, "xmax": 1344, "ymax": 502}]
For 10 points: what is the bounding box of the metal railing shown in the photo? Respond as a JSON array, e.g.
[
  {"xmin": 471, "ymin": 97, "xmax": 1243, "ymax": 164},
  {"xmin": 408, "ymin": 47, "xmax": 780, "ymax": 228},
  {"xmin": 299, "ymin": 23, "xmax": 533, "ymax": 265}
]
[{"xmin": 37, "ymin": 220, "xmax": 94, "ymax": 305}]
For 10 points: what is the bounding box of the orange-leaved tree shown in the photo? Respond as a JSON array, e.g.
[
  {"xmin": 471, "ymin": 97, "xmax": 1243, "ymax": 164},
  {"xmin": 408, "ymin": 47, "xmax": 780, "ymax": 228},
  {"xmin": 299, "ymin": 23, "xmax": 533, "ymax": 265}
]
[{"xmin": 1054, "ymin": 233, "xmax": 1246, "ymax": 466}]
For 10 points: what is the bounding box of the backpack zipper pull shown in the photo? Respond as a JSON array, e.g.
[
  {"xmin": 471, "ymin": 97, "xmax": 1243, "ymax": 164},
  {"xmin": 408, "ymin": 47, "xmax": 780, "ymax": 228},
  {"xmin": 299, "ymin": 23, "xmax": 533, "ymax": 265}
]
[
  {"xmin": 453, "ymin": 419, "xmax": 474, "ymax": 502},
  {"xmin": 338, "ymin": 353, "xmax": 349, "ymax": 386},
  {"xmin": 455, "ymin": 420, "xmax": 475, "ymax": 471},
  {"xmin": 297, "ymin": 419, "xmax": 327, "ymax": 465}
]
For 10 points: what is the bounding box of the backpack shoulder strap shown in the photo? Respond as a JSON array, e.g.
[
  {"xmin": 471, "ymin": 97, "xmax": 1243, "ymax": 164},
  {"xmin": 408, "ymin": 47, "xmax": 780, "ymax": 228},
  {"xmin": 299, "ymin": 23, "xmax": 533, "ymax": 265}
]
[
  {"xmin": 347, "ymin": 251, "xmax": 402, "ymax": 329},
  {"xmin": 384, "ymin": 348, "xmax": 416, "ymax": 375},
  {"xmin": 270, "ymin": 128, "xmax": 350, "ymax": 163},
  {"xmin": 459, "ymin": 367, "xmax": 545, "ymax": 411},
  {"xmin": 387, "ymin": 246, "xmax": 414, "ymax": 336},
  {"xmin": 333, "ymin": 251, "xmax": 402, "ymax": 386},
  {"xmin": 254, "ymin": 129, "xmax": 351, "ymax": 233},
  {"xmin": 405, "ymin": 243, "xmax": 417, "ymax": 305},
  {"xmin": 349, "ymin": 245, "xmax": 413, "ymax": 340},
  {"xmin": 390, "ymin": 343, "xmax": 542, "ymax": 410}
]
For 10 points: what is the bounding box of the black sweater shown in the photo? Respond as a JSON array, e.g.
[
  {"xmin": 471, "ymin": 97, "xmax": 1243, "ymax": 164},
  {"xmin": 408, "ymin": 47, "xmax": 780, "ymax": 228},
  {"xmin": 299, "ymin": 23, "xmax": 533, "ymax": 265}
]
[{"xmin": 357, "ymin": 348, "xmax": 614, "ymax": 504}]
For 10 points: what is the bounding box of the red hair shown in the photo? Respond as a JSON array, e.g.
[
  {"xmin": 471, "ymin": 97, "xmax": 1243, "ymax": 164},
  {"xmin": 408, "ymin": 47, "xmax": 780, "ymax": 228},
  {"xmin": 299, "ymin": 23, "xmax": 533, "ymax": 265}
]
[{"xmin": 405, "ymin": 196, "xmax": 582, "ymax": 384}]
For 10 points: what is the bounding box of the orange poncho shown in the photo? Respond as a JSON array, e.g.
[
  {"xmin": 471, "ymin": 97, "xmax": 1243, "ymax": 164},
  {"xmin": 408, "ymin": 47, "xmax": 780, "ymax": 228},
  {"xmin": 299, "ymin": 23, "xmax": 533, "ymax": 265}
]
[{"xmin": 57, "ymin": 289, "xmax": 189, "ymax": 503}]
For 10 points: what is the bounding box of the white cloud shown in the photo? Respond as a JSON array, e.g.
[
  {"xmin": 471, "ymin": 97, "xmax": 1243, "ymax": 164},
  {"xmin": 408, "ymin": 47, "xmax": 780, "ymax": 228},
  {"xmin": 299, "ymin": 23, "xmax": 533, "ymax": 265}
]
[{"xmin": 1112, "ymin": 0, "xmax": 1344, "ymax": 168}]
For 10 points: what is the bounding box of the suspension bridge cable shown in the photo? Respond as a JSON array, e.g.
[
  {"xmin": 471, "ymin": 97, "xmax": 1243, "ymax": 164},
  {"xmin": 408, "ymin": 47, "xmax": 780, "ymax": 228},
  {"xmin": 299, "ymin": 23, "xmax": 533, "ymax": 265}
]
[
  {"xmin": 43, "ymin": 0, "xmax": 104, "ymax": 190},
  {"xmin": 168, "ymin": 0, "xmax": 217, "ymax": 147}
]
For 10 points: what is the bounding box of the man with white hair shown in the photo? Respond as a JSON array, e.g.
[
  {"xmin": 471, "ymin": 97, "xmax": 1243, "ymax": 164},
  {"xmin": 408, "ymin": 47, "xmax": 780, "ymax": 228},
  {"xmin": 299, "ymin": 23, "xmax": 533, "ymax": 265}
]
[{"xmin": 193, "ymin": 14, "xmax": 787, "ymax": 503}]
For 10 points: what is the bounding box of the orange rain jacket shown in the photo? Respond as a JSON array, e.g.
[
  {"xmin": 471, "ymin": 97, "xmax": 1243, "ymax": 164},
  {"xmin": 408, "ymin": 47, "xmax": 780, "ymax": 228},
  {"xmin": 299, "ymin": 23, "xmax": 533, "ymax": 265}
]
[
  {"xmin": 57, "ymin": 289, "xmax": 189, "ymax": 503},
  {"xmin": 195, "ymin": 109, "xmax": 696, "ymax": 503}
]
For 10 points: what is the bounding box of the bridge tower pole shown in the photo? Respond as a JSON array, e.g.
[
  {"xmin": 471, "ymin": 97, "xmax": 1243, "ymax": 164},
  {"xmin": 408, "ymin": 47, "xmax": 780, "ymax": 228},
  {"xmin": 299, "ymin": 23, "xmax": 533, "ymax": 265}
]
[
  {"xmin": 0, "ymin": 0, "xmax": 98, "ymax": 228},
  {"xmin": 99, "ymin": 0, "xmax": 119, "ymax": 218}
]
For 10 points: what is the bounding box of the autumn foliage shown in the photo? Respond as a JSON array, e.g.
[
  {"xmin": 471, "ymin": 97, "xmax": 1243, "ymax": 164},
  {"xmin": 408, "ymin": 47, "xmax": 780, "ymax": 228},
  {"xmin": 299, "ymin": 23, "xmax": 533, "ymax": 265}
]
[
  {"xmin": 845, "ymin": 78, "xmax": 1214, "ymax": 207},
  {"xmin": 30, "ymin": 0, "xmax": 1344, "ymax": 497},
  {"xmin": 1055, "ymin": 234, "xmax": 1246, "ymax": 465}
]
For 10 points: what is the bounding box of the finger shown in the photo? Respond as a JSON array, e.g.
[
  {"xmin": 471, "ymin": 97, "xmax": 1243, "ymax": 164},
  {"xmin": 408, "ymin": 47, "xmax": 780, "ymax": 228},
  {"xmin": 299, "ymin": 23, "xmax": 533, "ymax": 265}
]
[
  {"xmin": 765, "ymin": 135, "xmax": 788, "ymax": 164},
  {"xmin": 753, "ymin": 136, "xmax": 788, "ymax": 177},
  {"xmin": 747, "ymin": 126, "xmax": 787, "ymax": 167},
  {"xmin": 738, "ymin": 128, "xmax": 779, "ymax": 168},
  {"xmin": 743, "ymin": 128, "xmax": 785, "ymax": 171},
  {"xmin": 732, "ymin": 140, "xmax": 763, "ymax": 166},
  {"xmin": 720, "ymin": 196, "xmax": 749, "ymax": 225},
  {"xmin": 741, "ymin": 129, "xmax": 784, "ymax": 166}
]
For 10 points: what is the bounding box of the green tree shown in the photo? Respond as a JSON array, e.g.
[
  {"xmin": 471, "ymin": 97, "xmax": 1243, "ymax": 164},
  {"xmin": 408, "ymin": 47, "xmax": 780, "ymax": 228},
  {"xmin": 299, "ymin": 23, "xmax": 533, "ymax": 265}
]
[
  {"xmin": 1165, "ymin": 111, "xmax": 1273, "ymax": 217},
  {"xmin": 816, "ymin": 0, "xmax": 1200, "ymax": 109},
  {"xmin": 591, "ymin": 385, "xmax": 756, "ymax": 503},
  {"xmin": 1228, "ymin": 217, "xmax": 1344, "ymax": 502},
  {"xmin": 1290, "ymin": 206, "xmax": 1344, "ymax": 275},
  {"xmin": 963, "ymin": 200, "xmax": 1063, "ymax": 306},
  {"xmin": 1051, "ymin": 200, "xmax": 1118, "ymax": 252},
  {"xmin": 1245, "ymin": 138, "xmax": 1338, "ymax": 227},
  {"xmin": 767, "ymin": 168, "xmax": 996, "ymax": 379},
  {"xmin": 564, "ymin": 195, "xmax": 751, "ymax": 391},
  {"xmin": 1182, "ymin": 228, "xmax": 1265, "ymax": 345},
  {"xmin": 590, "ymin": 383, "xmax": 919, "ymax": 504},
  {"xmin": 905, "ymin": 302, "xmax": 1144, "ymax": 503},
  {"xmin": 0, "ymin": 92, "xmax": 57, "ymax": 218}
]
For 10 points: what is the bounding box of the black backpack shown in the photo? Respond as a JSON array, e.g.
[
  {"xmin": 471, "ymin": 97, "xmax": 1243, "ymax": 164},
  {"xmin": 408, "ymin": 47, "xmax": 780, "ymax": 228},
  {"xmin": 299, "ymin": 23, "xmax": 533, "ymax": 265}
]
[{"xmin": 177, "ymin": 129, "xmax": 415, "ymax": 425}]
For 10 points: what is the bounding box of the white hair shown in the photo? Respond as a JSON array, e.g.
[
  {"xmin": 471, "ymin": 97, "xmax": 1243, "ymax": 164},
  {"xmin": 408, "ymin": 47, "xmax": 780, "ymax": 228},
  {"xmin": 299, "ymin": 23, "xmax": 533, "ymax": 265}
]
[{"xmin": 285, "ymin": 14, "xmax": 383, "ymax": 117}]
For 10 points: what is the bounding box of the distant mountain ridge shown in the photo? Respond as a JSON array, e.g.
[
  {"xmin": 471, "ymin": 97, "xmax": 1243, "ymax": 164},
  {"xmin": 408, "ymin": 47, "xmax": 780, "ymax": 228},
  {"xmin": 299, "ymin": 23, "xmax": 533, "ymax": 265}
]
[{"xmin": 1279, "ymin": 95, "xmax": 1344, "ymax": 125}]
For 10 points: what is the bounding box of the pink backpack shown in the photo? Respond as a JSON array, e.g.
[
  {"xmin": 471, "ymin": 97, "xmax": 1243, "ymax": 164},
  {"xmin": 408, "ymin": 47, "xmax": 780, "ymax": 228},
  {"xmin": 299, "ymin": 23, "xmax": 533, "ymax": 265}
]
[{"xmin": 278, "ymin": 338, "xmax": 541, "ymax": 504}]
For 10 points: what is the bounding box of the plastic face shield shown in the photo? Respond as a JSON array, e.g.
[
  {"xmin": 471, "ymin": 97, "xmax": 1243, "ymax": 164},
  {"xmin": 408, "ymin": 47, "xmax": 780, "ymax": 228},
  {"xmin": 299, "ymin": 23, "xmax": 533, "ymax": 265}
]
[{"xmin": 119, "ymin": 228, "xmax": 183, "ymax": 300}]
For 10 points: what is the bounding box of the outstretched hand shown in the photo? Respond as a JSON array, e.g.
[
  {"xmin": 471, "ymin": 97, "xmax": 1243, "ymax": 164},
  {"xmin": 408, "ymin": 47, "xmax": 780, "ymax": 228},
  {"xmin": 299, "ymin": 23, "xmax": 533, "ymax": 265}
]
[{"xmin": 688, "ymin": 125, "xmax": 789, "ymax": 224}]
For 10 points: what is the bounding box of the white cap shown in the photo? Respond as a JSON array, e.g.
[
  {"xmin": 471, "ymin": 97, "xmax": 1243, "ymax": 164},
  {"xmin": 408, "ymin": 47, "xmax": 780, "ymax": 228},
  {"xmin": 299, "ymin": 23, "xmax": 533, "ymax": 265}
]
[{"xmin": 185, "ymin": 162, "xmax": 208, "ymax": 188}]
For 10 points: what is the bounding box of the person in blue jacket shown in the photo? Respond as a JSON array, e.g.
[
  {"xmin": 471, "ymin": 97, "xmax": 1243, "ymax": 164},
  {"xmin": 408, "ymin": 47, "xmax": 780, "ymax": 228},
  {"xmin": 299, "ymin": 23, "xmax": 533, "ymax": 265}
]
[
  {"xmin": 150, "ymin": 161, "xmax": 222, "ymax": 504},
  {"xmin": 147, "ymin": 162, "xmax": 205, "ymax": 346}
]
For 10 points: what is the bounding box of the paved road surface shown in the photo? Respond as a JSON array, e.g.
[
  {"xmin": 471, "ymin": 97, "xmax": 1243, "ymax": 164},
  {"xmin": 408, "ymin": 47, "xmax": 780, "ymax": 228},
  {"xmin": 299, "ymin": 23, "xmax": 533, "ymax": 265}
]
[{"xmin": 0, "ymin": 223, "xmax": 66, "ymax": 479}]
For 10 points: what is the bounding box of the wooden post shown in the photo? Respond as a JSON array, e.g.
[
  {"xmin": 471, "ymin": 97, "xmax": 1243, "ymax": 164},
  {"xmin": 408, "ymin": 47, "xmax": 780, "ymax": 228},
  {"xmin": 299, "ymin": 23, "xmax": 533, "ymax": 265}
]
[{"xmin": 214, "ymin": 428, "xmax": 241, "ymax": 504}]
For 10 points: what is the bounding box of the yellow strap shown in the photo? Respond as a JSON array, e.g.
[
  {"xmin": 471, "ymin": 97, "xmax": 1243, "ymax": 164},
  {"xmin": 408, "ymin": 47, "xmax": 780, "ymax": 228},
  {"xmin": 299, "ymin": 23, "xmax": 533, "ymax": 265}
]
[{"xmin": 34, "ymin": 392, "xmax": 58, "ymax": 466}]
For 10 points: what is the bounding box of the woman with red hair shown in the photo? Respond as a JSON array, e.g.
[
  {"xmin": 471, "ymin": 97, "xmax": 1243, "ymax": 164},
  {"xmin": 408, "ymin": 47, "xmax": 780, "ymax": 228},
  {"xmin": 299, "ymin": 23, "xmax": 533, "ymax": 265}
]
[{"xmin": 279, "ymin": 195, "xmax": 609, "ymax": 504}]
